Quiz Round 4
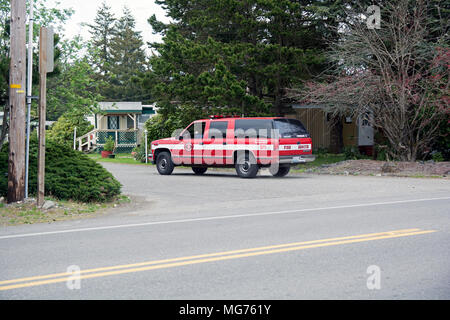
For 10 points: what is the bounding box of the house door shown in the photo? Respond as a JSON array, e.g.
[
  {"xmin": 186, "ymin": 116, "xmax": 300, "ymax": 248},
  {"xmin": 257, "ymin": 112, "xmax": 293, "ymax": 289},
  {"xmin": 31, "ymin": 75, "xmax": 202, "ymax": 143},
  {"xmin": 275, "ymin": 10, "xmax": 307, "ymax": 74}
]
[
  {"xmin": 107, "ymin": 116, "xmax": 120, "ymax": 140},
  {"xmin": 358, "ymin": 113, "xmax": 374, "ymax": 146}
]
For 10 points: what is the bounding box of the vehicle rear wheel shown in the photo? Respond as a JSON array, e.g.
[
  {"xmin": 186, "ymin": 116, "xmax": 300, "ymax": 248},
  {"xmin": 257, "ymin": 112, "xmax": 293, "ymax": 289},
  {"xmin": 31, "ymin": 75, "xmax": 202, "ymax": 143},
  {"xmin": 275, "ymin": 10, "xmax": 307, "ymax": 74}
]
[
  {"xmin": 156, "ymin": 151, "xmax": 174, "ymax": 175},
  {"xmin": 269, "ymin": 165, "xmax": 291, "ymax": 177},
  {"xmin": 235, "ymin": 153, "xmax": 259, "ymax": 178},
  {"xmin": 192, "ymin": 167, "xmax": 208, "ymax": 175}
]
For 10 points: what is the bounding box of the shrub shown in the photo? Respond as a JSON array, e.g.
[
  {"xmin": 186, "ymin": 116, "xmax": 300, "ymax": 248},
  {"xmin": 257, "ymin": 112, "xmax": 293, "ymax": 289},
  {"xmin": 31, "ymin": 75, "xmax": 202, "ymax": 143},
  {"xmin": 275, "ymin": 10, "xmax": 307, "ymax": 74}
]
[
  {"xmin": 47, "ymin": 111, "xmax": 94, "ymax": 148},
  {"xmin": 343, "ymin": 146, "xmax": 362, "ymax": 160},
  {"xmin": 431, "ymin": 151, "xmax": 444, "ymax": 162},
  {"xmin": 103, "ymin": 136, "xmax": 115, "ymax": 152},
  {"xmin": 144, "ymin": 105, "xmax": 209, "ymax": 142},
  {"xmin": 0, "ymin": 138, "xmax": 121, "ymax": 202},
  {"xmin": 375, "ymin": 145, "xmax": 388, "ymax": 161},
  {"xmin": 132, "ymin": 142, "xmax": 147, "ymax": 163}
]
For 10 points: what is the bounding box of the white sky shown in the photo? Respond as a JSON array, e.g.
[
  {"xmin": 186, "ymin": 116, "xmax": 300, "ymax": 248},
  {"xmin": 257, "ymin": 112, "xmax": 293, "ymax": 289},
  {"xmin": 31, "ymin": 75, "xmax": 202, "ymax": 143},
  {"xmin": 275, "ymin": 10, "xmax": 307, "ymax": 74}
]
[{"xmin": 46, "ymin": 0, "xmax": 171, "ymax": 45}]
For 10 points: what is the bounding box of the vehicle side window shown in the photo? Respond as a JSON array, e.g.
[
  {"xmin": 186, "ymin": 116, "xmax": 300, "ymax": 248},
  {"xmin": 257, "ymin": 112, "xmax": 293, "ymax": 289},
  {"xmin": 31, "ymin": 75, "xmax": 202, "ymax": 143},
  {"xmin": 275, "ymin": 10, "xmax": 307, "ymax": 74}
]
[
  {"xmin": 234, "ymin": 119, "xmax": 273, "ymax": 138},
  {"xmin": 184, "ymin": 122, "xmax": 206, "ymax": 139},
  {"xmin": 208, "ymin": 121, "xmax": 228, "ymax": 139}
]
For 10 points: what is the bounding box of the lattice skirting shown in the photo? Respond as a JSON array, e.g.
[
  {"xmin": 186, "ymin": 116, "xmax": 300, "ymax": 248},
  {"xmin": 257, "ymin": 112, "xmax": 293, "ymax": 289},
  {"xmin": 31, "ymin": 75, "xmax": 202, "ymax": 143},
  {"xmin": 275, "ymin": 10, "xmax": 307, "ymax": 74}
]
[{"xmin": 97, "ymin": 145, "xmax": 136, "ymax": 154}]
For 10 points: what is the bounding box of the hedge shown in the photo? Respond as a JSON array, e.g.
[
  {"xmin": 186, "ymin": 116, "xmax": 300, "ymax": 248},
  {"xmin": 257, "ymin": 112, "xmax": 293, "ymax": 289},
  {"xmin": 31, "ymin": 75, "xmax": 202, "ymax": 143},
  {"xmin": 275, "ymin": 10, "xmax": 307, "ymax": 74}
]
[{"xmin": 0, "ymin": 138, "xmax": 121, "ymax": 202}]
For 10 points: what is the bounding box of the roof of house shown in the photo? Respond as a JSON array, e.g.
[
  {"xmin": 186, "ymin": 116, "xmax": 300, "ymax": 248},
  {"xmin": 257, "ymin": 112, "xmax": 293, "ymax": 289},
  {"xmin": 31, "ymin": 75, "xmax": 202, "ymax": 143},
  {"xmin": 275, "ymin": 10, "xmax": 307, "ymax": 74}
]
[
  {"xmin": 291, "ymin": 104, "xmax": 324, "ymax": 109},
  {"xmin": 96, "ymin": 102, "xmax": 157, "ymax": 114},
  {"xmin": 97, "ymin": 102, "xmax": 143, "ymax": 113}
]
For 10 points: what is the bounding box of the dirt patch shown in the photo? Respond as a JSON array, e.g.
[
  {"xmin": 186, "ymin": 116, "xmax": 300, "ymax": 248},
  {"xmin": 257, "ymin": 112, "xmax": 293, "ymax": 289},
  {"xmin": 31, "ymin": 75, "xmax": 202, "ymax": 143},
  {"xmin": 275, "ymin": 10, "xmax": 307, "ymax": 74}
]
[{"xmin": 306, "ymin": 160, "xmax": 450, "ymax": 178}]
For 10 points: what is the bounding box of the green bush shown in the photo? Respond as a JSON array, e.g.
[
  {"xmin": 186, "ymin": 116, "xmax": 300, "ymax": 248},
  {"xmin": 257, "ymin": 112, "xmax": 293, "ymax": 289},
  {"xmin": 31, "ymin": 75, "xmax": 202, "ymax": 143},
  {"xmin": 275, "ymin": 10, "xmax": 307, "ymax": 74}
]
[
  {"xmin": 47, "ymin": 111, "xmax": 94, "ymax": 148},
  {"xmin": 431, "ymin": 151, "xmax": 444, "ymax": 162},
  {"xmin": 145, "ymin": 105, "xmax": 209, "ymax": 142},
  {"xmin": 103, "ymin": 136, "xmax": 115, "ymax": 152},
  {"xmin": 375, "ymin": 145, "xmax": 388, "ymax": 161},
  {"xmin": 0, "ymin": 138, "xmax": 122, "ymax": 202},
  {"xmin": 132, "ymin": 142, "xmax": 147, "ymax": 163},
  {"xmin": 343, "ymin": 146, "xmax": 362, "ymax": 160}
]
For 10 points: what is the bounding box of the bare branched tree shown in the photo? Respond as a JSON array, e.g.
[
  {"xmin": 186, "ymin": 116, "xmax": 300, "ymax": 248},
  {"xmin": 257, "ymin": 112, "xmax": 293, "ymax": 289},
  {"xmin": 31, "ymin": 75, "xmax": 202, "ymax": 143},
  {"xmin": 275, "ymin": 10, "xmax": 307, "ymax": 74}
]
[{"xmin": 289, "ymin": 0, "xmax": 449, "ymax": 161}]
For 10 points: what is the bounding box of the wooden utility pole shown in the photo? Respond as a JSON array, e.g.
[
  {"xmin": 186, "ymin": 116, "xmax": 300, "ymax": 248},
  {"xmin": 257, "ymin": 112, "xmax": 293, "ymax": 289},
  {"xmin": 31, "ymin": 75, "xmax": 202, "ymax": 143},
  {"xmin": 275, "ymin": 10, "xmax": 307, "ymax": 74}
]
[
  {"xmin": 7, "ymin": 0, "xmax": 27, "ymax": 204},
  {"xmin": 37, "ymin": 26, "xmax": 53, "ymax": 207}
]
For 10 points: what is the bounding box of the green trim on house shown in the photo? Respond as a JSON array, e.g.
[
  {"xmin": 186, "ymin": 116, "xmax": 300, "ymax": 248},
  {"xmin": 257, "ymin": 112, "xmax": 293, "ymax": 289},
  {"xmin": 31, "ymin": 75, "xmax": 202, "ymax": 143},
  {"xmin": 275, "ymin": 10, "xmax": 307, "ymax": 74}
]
[
  {"xmin": 142, "ymin": 108, "xmax": 156, "ymax": 115},
  {"xmin": 102, "ymin": 110, "xmax": 142, "ymax": 114}
]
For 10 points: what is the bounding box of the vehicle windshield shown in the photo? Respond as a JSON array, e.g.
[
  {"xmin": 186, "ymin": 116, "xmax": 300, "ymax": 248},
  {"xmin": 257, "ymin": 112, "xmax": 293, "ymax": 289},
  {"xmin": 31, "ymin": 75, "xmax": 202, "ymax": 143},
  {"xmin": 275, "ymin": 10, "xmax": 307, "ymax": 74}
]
[{"xmin": 273, "ymin": 119, "xmax": 309, "ymax": 138}]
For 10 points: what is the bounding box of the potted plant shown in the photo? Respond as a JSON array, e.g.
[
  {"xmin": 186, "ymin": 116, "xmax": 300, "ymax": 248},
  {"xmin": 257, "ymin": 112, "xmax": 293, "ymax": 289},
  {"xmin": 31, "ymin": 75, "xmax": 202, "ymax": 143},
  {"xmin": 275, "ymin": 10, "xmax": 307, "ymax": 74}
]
[{"xmin": 101, "ymin": 136, "xmax": 115, "ymax": 158}]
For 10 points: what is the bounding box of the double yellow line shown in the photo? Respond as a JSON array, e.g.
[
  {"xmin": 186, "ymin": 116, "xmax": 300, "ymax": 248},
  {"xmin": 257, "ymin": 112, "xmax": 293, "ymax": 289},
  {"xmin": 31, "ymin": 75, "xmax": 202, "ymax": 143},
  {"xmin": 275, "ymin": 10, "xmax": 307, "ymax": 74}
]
[{"xmin": 0, "ymin": 228, "xmax": 436, "ymax": 291}]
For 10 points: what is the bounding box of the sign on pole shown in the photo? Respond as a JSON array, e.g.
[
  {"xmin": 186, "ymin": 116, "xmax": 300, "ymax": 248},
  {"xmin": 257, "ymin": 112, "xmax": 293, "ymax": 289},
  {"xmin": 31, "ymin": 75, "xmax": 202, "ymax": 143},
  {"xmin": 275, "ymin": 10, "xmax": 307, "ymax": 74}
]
[{"xmin": 46, "ymin": 27, "xmax": 54, "ymax": 73}]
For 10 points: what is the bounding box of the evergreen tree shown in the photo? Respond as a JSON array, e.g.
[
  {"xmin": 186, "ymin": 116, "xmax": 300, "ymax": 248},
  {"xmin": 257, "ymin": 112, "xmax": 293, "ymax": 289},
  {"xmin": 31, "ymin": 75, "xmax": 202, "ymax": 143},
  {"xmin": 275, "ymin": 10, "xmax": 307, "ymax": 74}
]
[
  {"xmin": 87, "ymin": 1, "xmax": 116, "ymax": 78},
  {"xmin": 146, "ymin": 0, "xmax": 350, "ymax": 116},
  {"xmin": 106, "ymin": 7, "xmax": 149, "ymax": 101}
]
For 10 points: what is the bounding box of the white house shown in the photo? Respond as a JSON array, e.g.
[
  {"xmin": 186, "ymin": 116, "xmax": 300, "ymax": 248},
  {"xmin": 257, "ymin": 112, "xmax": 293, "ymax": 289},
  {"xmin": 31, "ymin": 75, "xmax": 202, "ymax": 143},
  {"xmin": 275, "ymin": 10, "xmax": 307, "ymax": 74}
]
[{"xmin": 78, "ymin": 102, "xmax": 158, "ymax": 153}]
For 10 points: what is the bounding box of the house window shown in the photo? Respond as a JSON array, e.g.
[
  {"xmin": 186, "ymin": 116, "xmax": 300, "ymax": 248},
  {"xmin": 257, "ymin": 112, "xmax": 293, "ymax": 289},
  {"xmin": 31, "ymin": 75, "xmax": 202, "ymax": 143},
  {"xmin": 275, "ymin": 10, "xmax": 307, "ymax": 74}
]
[{"xmin": 127, "ymin": 115, "xmax": 135, "ymax": 129}]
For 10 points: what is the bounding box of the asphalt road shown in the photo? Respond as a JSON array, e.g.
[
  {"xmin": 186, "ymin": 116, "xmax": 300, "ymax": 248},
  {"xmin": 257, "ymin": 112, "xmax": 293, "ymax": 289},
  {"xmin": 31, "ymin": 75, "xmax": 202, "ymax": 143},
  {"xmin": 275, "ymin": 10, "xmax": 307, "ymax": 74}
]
[{"xmin": 0, "ymin": 163, "xmax": 449, "ymax": 299}]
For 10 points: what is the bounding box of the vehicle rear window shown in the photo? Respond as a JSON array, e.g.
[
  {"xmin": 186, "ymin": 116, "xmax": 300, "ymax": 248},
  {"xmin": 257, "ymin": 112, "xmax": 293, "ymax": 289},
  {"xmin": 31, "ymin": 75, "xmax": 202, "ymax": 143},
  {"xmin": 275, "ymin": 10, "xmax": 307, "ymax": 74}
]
[
  {"xmin": 273, "ymin": 119, "xmax": 309, "ymax": 138},
  {"xmin": 234, "ymin": 119, "xmax": 273, "ymax": 138}
]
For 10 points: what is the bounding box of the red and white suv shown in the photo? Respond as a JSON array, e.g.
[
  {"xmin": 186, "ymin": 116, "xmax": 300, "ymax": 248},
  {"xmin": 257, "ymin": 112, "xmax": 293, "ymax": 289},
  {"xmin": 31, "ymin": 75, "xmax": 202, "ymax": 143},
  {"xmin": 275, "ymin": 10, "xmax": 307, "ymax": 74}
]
[{"xmin": 150, "ymin": 117, "xmax": 315, "ymax": 178}]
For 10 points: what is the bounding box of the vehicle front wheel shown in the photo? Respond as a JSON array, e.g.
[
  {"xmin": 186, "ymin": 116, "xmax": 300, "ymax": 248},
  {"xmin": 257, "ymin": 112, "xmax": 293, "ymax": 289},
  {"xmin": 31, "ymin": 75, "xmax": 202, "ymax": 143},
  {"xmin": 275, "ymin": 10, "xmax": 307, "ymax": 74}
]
[
  {"xmin": 156, "ymin": 151, "xmax": 174, "ymax": 175},
  {"xmin": 269, "ymin": 165, "xmax": 291, "ymax": 177},
  {"xmin": 235, "ymin": 153, "xmax": 259, "ymax": 178},
  {"xmin": 192, "ymin": 167, "xmax": 208, "ymax": 175}
]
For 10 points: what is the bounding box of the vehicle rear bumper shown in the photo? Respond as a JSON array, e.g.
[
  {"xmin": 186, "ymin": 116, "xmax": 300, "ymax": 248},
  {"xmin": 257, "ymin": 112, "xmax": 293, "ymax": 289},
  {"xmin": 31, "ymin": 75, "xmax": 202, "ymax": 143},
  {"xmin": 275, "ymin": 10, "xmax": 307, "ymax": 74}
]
[{"xmin": 279, "ymin": 154, "xmax": 316, "ymax": 164}]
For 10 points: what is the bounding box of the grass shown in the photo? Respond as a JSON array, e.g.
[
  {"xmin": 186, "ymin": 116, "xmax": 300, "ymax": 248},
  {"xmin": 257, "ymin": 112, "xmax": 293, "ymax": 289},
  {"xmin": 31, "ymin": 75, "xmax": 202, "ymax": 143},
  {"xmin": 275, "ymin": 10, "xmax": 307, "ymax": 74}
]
[
  {"xmin": 291, "ymin": 153, "xmax": 346, "ymax": 172},
  {"xmin": 0, "ymin": 195, "xmax": 131, "ymax": 226},
  {"xmin": 88, "ymin": 153, "xmax": 153, "ymax": 165}
]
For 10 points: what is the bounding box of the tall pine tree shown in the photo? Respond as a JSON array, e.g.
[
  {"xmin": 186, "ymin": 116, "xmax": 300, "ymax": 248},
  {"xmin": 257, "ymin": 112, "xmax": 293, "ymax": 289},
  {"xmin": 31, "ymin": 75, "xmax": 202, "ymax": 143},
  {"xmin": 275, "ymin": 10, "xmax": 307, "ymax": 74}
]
[
  {"xmin": 106, "ymin": 7, "xmax": 149, "ymax": 102},
  {"xmin": 146, "ymin": 0, "xmax": 349, "ymax": 116},
  {"xmin": 87, "ymin": 1, "xmax": 116, "ymax": 78}
]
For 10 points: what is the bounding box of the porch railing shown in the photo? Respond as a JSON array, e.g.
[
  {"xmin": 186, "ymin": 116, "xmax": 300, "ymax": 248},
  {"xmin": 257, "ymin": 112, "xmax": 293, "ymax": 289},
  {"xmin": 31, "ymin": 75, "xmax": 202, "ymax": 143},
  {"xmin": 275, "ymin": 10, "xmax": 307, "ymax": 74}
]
[{"xmin": 77, "ymin": 129, "xmax": 139, "ymax": 152}]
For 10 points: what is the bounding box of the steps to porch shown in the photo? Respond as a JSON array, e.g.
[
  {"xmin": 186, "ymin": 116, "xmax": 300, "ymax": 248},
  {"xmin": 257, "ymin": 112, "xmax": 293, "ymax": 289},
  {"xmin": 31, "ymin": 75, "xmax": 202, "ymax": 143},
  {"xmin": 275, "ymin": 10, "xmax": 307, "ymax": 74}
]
[{"xmin": 77, "ymin": 129, "xmax": 139, "ymax": 153}]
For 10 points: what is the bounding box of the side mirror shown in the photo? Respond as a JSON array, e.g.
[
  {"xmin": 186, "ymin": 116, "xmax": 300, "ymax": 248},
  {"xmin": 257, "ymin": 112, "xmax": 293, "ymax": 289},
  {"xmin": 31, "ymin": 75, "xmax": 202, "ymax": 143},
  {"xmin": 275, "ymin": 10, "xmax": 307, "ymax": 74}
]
[{"xmin": 178, "ymin": 135, "xmax": 184, "ymax": 141}]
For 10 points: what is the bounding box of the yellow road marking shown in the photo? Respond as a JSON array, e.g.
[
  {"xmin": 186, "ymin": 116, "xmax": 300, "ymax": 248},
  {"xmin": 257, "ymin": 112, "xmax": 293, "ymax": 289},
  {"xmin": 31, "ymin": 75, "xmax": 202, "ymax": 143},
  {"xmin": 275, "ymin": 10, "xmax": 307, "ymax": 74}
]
[
  {"xmin": 0, "ymin": 228, "xmax": 436, "ymax": 291},
  {"xmin": 0, "ymin": 228, "xmax": 420, "ymax": 285}
]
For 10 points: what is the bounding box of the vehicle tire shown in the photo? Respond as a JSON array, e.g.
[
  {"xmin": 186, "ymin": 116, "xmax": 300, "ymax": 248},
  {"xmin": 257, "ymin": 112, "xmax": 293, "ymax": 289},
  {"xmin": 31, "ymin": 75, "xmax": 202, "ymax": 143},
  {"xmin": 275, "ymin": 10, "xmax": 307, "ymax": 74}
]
[
  {"xmin": 156, "ymin": 151, "xmax": 174, "ymax": 175},
  {"xmin": 235, "ymin": 153, "xmax": 259, "ymax": 178},
  {"xmin": 192, "ymin": 167, "xmax": 208, "ymax": 175},
  {"xmin": 269, "ymin": 165, "xmax": 291, "ymax": 177}
]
